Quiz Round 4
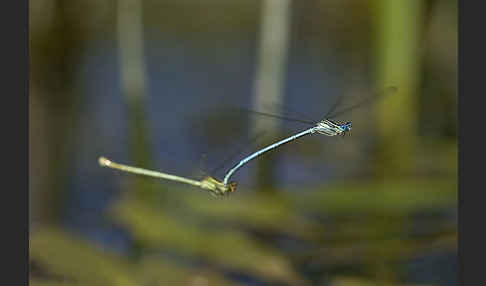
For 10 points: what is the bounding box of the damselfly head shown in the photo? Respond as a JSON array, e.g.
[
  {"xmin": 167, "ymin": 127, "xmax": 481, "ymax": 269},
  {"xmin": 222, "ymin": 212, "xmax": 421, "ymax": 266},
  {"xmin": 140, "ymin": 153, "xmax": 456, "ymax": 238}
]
[
  {"xmin": 227, "ymin": 181, "xmax": 237, "ymax": 193},
  {"xmin": 201, "ymin": 176, "xmax": 237, "ymax": 196},
  {"xmin": 340, "ymin": 122, "xmax": 352, "ymax": 132}
]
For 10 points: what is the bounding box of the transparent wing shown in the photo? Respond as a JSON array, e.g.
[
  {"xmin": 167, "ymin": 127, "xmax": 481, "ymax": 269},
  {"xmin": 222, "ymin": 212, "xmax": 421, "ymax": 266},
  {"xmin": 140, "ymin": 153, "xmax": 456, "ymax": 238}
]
[
  {"xmin": 234, "ymin": 86, "xmax": 397, "ymax": 125},
  {"xmin": 326, "ymin": 86, "xmax": 398, "ymax": 119},
  {"xmin": 261, "ymin": 100, "xmax": 318, "ymax": 123},
  {"xmin": 323, "ymin": 90, "xmax": 346, "ymax": 119},
  {"xmin": 209, "ymin": 130, "xmax": 267, "ymax": 176},
  {"xmin": 194, "ymin": 153, "xmax": 209, "ymax": 178},
  {"xmin": 235, "ymin": 107, "xmax": 315, "ymax": 125}
]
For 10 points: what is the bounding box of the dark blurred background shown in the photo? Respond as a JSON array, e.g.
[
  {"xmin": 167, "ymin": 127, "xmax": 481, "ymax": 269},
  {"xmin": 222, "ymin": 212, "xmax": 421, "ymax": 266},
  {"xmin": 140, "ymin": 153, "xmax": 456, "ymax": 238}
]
[{"xmin": 29, "ymin": 0, "xmax": 457, "ymax": 285}]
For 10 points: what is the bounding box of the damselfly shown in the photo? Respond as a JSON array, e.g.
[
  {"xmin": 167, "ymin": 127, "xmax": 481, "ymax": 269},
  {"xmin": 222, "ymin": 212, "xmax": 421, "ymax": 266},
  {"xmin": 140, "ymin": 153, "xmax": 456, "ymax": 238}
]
[
  {"xmin": 98, "ymin": 132, "xmax": 265, "ymax": 196},
  {"xmin": 98, "ymin": 157, "xmax": 236, "ymax": 196},
  {"xmin": 222, "ymin": 86, "xmax": 397, "ymax": 186}
]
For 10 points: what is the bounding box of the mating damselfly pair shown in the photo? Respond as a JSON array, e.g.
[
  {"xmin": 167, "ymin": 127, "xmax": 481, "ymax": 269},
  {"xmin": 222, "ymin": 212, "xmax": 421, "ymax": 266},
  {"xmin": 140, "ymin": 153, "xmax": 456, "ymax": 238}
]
[{"xmin": 99, "ymin": 86, "xmax": 397, "ymax": 196}]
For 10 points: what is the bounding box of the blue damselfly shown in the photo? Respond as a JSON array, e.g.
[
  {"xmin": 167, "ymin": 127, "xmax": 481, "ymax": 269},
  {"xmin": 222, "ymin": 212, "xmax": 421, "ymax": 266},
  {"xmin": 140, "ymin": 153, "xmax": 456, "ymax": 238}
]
[{"xmin": 222, "ymin": 86, "xmax": 397, "ymax": 186}]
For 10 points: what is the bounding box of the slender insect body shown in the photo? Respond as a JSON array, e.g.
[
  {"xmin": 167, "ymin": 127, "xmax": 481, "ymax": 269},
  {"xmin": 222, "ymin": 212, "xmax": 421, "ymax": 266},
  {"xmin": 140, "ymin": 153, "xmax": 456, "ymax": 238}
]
[
  {"xmin": 98, "ymin": 132, "xmax": 262, "ymax": 196},
  {"xmin": 98, "ymin": 157, "xmax": 237, "ymax": 196},
  {"xmin": 223, "ymin": 128, "xmax": 314, "ymax": 186}
]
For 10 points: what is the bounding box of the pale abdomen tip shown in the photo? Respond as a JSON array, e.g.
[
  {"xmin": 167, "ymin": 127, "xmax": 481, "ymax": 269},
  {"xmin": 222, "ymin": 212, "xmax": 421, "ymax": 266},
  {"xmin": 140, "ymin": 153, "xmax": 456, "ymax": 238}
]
[{"xmin": 98, "ymin": 157, "xmax": 111, "ymax": 167}]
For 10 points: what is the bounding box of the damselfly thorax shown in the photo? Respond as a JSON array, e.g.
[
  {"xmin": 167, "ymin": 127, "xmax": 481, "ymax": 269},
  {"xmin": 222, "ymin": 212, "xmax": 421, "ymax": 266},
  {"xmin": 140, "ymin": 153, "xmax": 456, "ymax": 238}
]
[
  {"xmin": 313, "ymin": 119, "xmax": 352, "ymax": 136},
  {"xmin": 199, "ymin": 176, "xmax": 237, "ymax": 195}
]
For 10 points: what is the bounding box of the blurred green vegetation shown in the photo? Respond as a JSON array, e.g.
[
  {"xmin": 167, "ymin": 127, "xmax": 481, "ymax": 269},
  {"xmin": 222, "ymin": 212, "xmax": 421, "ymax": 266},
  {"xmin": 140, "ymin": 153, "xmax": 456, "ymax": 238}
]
[
  {"xmin": 31, "ymin": 176, "xmax": 456, "ymax": 285},
  {"xmin": 30, "ymin": 228, "xmax": 239, "ymax": 286}
]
